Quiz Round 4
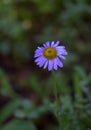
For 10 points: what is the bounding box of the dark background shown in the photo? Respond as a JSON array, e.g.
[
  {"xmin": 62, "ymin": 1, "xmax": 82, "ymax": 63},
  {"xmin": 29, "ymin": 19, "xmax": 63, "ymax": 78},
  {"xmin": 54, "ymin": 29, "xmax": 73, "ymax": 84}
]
[{"xmin": 0, "ymin": 0, "xmax": 91, "ymax": 130}]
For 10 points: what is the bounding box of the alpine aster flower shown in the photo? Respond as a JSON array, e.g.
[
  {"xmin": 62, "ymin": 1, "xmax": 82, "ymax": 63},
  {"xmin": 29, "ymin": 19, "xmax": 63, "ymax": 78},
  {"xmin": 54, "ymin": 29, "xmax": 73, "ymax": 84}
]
[{"xmin": 34, "ymin": 41, "xmax": 68, "ymax": 71}]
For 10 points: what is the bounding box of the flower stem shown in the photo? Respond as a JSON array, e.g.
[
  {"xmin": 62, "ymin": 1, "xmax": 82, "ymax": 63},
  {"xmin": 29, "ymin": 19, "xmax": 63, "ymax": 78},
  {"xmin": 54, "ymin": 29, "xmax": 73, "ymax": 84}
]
[{"xmin": 52, "ymin": 71, "xmax": 61, "ymax": 129}]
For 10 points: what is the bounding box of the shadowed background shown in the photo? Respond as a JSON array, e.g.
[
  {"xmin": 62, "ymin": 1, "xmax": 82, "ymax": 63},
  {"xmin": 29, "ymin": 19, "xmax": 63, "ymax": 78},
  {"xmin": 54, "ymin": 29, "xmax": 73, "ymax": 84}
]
[{"xmin": 0, "ymin": 0, "xmax": 91, "ymax": 130}]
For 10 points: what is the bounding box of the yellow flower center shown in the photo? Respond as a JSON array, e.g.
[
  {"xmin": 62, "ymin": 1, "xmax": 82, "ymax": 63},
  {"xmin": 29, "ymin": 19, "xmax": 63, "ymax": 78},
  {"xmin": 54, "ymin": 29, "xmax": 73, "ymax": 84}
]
[{"xmin": 43, "ymin": 47, "xmax": 57, "ymax": 60}]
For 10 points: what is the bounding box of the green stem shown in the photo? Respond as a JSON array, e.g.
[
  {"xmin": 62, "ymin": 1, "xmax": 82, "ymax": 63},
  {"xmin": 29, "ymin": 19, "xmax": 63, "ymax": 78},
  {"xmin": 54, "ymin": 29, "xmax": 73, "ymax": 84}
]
[
  {"xmin": 52, "ymin": 72, "xmax": 59, "ymax": 107},
  {"xmin": 52, "ymin": 71, "xmax": 61, "ymax": 129}
]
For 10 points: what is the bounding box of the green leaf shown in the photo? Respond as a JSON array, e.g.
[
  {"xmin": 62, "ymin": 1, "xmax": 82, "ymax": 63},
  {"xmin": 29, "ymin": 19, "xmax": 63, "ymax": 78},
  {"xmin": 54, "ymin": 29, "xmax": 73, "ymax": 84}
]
[
  {"xmin": 2, "ymin": 119, "xmax": 37, "ymax": 130},
  {"xmin": 27, "ymin": 75, "xmax": 43, "ymax": 98},
  {"xmin": 0, "ymin": 99, "xmax": 21, "ymax": 123},
  {"xmin": 73, "ymin": 68, "xmax": 83, "ymax": 97},
  {"xmin": 0, "ymin": 69, "xmax": 16, "ymax": 97}
]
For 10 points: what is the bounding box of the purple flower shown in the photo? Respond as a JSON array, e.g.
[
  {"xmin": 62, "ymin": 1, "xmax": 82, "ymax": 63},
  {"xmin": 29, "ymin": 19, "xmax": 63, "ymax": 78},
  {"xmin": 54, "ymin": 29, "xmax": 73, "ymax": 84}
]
[{"xmin": 34, "ymin": 41, "xmax": 68, "ymax": 71}]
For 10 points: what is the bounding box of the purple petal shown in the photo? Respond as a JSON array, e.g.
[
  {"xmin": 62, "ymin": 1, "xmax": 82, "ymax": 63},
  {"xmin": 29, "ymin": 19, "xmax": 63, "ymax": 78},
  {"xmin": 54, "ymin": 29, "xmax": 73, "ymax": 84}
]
[
  {"xmin": 56, "ymin": 46, "xmax": 65, "ymax": 50},
  {"xmin": 35, "ymin": 56, "xmax": 43, "ymax": 63},
  {"xmin": 56, "ymin": 47, "xmax": 68, "ymax": 55},
  {"xmin": 53, "ymin": 58, "xmax": 58, "ymax": 70},
  {"xmin": 58, "ymin": 55, "xmax": 66, "ymax": 60},
  {"xmin": 37, "ymin": 57, "xmax": 47, "ymax": 67},
  {"xmin": 53, "ymin": 41, "xmax": 60, "ymax": 47},
  {"xmin": 34, "ymin": 47, "xmax": 44, "ymax": 58},
  {"xmin": 35, "ymin": 47, "xmax": 44, "ymax": 54},
  {"xmin": 34, "ymin": 52, "xmax": 42, "ymax": 58},
  {"xmin": 56, "ymin": 58, "xmax": 63, "ymax": 68},
  {"xmin": 43, "ymin": 60, "xmax": 48, "ymax": 69},
  {"xmin": 45, "ymin": 41, "xmax": 50, "ymax": 47},
  {"xmin": 51, "ymin": 41, "xmax": 55, "ymax": 47},
  {"xmin": 43, "ymin": 43, "xmax": 47, "ymax": 47},
  {"xmin": 48, "ymin": 60, "xmax": 54, "ymax": 71}
]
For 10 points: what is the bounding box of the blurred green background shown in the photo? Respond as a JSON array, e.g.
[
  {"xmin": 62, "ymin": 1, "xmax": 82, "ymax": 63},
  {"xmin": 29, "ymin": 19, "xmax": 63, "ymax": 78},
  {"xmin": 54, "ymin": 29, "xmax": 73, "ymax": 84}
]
[{"xmin": 0, "ymin": 0, "xmax": 91, "ymax": 130}]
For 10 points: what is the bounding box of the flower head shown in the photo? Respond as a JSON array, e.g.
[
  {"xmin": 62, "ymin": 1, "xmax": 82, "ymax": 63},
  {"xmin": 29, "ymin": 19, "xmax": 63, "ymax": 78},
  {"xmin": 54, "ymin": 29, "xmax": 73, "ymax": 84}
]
[{"xmin": 34, "ymin": 41, "xmax": 68, "ymax": 71}]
